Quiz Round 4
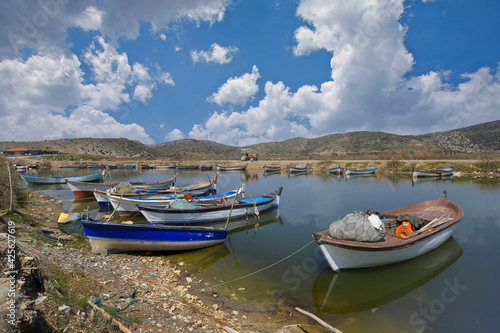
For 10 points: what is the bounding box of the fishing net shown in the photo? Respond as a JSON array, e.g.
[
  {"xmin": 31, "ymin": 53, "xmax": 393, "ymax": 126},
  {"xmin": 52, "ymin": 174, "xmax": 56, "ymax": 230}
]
[
  {"xmin": 114, "ymin": 182, "xmax": 137, "ymax": 194},
  {"xmin": 329, "ymin": 211, "xmax": 386, "ymax": 242}
]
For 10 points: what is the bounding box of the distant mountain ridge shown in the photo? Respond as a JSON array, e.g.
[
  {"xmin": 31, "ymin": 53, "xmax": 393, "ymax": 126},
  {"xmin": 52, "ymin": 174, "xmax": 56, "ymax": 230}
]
[{"xmin": 1, "ymin": 120, "xmax": 498, "ymax": 158}]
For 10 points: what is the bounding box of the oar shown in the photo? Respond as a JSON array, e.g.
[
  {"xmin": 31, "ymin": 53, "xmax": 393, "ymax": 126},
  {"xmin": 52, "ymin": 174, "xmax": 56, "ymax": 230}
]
[{"xmin": 224, "ymin": 185, "xmax": 241, "ymax": 229}]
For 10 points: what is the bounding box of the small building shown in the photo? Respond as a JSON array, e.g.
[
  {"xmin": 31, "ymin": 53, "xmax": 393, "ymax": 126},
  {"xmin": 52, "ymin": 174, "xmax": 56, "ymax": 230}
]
[{"xmin": 2, "ymin": 148, "xmax": 59, "ymax": 156}]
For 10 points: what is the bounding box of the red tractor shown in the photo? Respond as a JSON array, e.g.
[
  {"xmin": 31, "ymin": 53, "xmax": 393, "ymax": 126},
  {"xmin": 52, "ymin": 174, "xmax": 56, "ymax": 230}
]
[{"xmin": 240, "ymin": 149, "xmax": 258, "ymax": 161}]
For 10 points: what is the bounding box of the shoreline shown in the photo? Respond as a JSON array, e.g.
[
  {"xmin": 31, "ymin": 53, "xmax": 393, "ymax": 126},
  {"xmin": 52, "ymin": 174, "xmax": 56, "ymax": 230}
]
[
  {"xmin": 2, "ymin": 158, "xmax": 499, "ymax": 332},
  {"xmin": 1, "ymin": 174, "xmax": 329, "ymax": 332}
]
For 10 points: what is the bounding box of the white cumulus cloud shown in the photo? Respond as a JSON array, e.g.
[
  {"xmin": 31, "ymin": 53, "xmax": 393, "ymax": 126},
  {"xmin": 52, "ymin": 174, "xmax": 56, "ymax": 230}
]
[
  {"xmin": 165, "ymin": 129, "xmax": 185, "ymax": 141},
  {"xmin": 207, "ymin": 65, "xmax": 260, "ymax": 106},
  {"xmin": 191, "ymin": 43, "xmax": 239, "ymax": 64},
  {"xmin": 186, "ymin": 0, "xmax": 500, "ymax": 145}
]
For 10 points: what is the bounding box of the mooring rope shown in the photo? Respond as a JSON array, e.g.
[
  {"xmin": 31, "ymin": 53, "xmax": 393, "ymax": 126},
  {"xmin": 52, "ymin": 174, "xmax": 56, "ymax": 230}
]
[{"xmin": 99, "ymin": 239, "xmax": 317, "ymax": 305}]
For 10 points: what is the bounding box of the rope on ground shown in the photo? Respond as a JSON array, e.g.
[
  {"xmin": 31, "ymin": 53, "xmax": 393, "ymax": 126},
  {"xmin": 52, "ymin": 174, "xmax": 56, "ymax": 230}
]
[{"xmin": 102, "ymin": 239, "xmax": 317, "ymax": 305}]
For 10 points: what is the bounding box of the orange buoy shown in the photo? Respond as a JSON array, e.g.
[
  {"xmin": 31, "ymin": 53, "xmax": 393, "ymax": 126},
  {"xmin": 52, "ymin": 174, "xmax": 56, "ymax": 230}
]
[{"xmin": 396, "ymin": 221, "xmax": 413, "ymax": 238}]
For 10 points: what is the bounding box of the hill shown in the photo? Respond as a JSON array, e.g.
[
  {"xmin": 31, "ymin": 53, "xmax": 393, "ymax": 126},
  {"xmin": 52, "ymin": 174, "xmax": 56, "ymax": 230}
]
[{"xmin": 1, "ymin": 120, "xmax": 498, "ymax": 159}]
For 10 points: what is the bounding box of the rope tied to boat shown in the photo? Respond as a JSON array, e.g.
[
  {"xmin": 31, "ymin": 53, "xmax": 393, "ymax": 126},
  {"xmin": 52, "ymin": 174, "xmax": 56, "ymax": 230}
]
[{"xmin": 100, "ymin": 239, "xmax": 317, "ymax": 305}]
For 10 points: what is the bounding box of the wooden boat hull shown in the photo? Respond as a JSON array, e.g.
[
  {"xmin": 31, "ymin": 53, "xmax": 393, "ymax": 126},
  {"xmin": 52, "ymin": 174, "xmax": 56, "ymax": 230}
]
[
  {"xmin": 81, "ymin": 221, "xmax": 229, "ymax": 253},
  {"xmin": 345, "ymin": 167, "xmax": 376, "ymax": 175},
  {"xmin": 312, "ymin": 237, "xmax": 463, "ymax": 315},
  {"xmin": 139, "ymin": 188, "xmax": 282, "ymax": 224},
  {"xmin": 198, "ymin": 165, "xmax": 214, "ymax": 171},
  {"xmin": 263, "ymin": 165, "xmax": 281, "ymax": 172},
  {"xmin": 176, "ymin": 165, "xmax": 200, "ymax": 170},
  {"xmin": 20, "ymin": 171, "xmax": 104, "ymax": 184},
  {"xmin": 288, "ymin": 166, "xmax": 308, "ymax": 174},
  {"xmin": 66, "ymin": 180, "xmax": 117, "ymax": 197},
  {"xmin": 412, "ymin": 168, "xmax": 453, "ymax": 178},
  {"xmin": 313, "ymin": 191, "xmax": 463, "ymax": 271},
  {"xmin": 217, "ymin": 165, "xmax": 247, "ymax": 171},
  {"xmin": 317, "ymin": 224, "xmax": 458, "ymax": 271},
  {"xmin": 328, "ymin": 167, "xmax": 344, "ymax": 175},
  {"xmin": 130, "ymin": 178, "xmax": 174, "ymax": 190},
  {"xmin": 109, "ymin": 190, "xmax": 239, "ymax": 216}
]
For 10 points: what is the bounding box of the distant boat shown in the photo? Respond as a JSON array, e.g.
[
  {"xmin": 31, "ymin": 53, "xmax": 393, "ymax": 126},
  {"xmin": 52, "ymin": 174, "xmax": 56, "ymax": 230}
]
[
  {"xmin": 140, "ymin": 164, "xmax": 155, "ymax": 170},
  {"xmin": 14, "ymin": 165, "xmax": 29, "ymax": 172},
  {"xmin": 129, "ymin": 178, "xmax": 175, "ymax": 190},
  {"xmin": 117, "ymin": 164, "xmax": 137, "ymax": 170},
  {"xmin": 345, "ymin": 166, "xmax": 376, "ymax": 175},
  {"xmin": 20, "ymin": 171, "xmax": 104, "ymax": 185},
  {"xmin": 66, "ymin": 180, "xmax": 117, "ymax": 197},
  {"xmin": 81, "ymin": 221, "xmax": 230, "ymax": 253},
  {"xmin": 155, "ymin": 164, "xmax": 176, "ymax": 169},
  {"xmin": 412, "ymin": 167, "xmax": 454, "ymax": 178},
  {"xmin": 198, "ymin": 165, "xmax": 214, "ymax": 171},
  {"xmin": 58, "ymin": 164, "xmax": 85, "ymax": 169},
  {"xmin": 139, "ymin": 187, "xmax": 283, "ymax": 225},
  {"xmin": 328, "ymin": 166, "xmax": 344, "ymax": 175},
  {"xmin": 263, "ymin": 165, "xmax": 281, "ymax": 172},
  {"xmin": 288, "ymin": 165, "xmax": 309, "ymax": 174},
  {"xmin": 217, "ymin": 165, "xmax": 247, "ymax": 172},
  {"xmin": 176, "ymin": 165, "xmax": 199, "ymax": 170},
  {"xmin": 312, "ymin": 190, "xmax": 463, "ymax": 271},
  {"xmin": 87, "ymin": 164, "xmax": 106, "ymax": 169}
]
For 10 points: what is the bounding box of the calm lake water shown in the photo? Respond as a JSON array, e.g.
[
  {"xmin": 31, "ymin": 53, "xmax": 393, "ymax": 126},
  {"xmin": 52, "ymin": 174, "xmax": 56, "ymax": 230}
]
[{"xmin": 23, "ymin": 167, "xmax": 500, "ymax": 333}]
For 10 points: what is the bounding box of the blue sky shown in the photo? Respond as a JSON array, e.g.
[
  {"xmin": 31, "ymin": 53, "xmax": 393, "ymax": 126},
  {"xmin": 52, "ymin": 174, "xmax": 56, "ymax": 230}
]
[{"xmin": 1, "ymin": 0, "xmax": 499, "ymax": 146}]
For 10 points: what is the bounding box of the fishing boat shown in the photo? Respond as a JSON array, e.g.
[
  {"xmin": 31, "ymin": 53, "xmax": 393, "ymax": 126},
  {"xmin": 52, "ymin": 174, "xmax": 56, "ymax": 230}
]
[
  {"xmin": 14, "ymin": 165, "xmax": 29, "ymax": 171},
  {"xmin": 198, "ymin": 165, "xmax": 214, "ymax": 171},
  {"xmin": 217, "ymin": 165, "xmax": 247, "ymax": 172},
  {"xmin": 108, "ymin": 190, "xmax": 240, "ymax": 216},
  {"xmin": 129, "ymin": 178, "xmax": 174, "ymax": 190},
  {"xmin": 312, "ymin": 237, "xmax": 463, "ymax": 315},
  {"xmin": 81, "ymin": 221, "xmax": 230, "ymax": 253},
  {"xmin": 288, "ymin": 165, "xmax": 309, "ymax": 174},
  {"xmin": 412, "ymin": 167, "xmax": 454, "ymax": 178},
  {"xmin": 58, "ymin": 164, "xmax": 86, "ymax": 169},
  {"xmin": 328, "ymin": 166, "xmax": 344, "ymax": 175},
  {"xmin": 176, "ymin": 165, "xmax": 199, "ymax": 170},
  {"xmin": 139, "ymin": 187, "xmax": 283, "ymax": 225},
  {"xmin": 263, "ymin": 165, "xmax": 281, "ymax": 172},
  {"xmin": 93, "ymin": 178, "xmax": 217, "ymax": 207},
  {"xmin": 20, "ymin": 171, "xmax": 104, "ymax": 185},
  {"xmin": 155, "ymin": 164, "xmax": 176, "ymax": 169},
  {"xmin": 66, "ymin": 180, "xmax": 117, "ymax": 197},
  {"xmin": 87, "ymin": 164, "xmax": 106, "ymax": 169},
  {"xmin": 345, "ymin": 166, "xmax": 376, "ymax": 175},
  {"xmin": 312, "ymin": 190, "xmax": 463, "ymax": 271},
  {"xmin": 117, "ymin": 164, "xmax": 137, "ymax": 170}
]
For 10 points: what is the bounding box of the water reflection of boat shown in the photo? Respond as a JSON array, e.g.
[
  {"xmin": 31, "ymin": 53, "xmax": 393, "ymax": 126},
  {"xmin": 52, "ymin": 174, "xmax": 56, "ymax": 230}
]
[
  {"xmin": 312, "ymin": 237, "xmax": 463, "ymax": 315},
  {"xmin": 411, "ymin": 175, "xmax": 453, "ymax": 186},
  {"xmin": 69, "ymin": 197, "xmax": 101, "ymax": 213},
  {"xmin": 171, "ymin": 243, "xmax": 230, "ymax": 275}
]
